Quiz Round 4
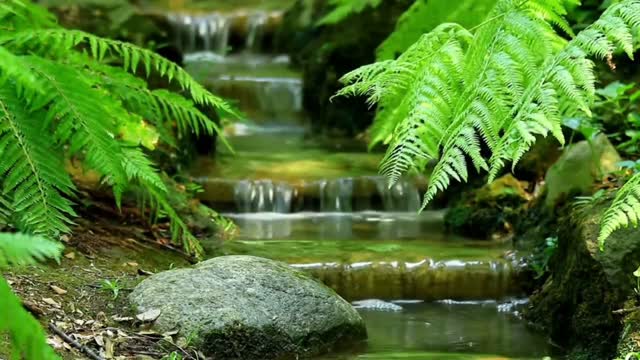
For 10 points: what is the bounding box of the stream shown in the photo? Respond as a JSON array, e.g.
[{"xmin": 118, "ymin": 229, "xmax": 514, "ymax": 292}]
[{"xmin": 168, "ymin": 3, "xmax": 556, "ymax": 359}]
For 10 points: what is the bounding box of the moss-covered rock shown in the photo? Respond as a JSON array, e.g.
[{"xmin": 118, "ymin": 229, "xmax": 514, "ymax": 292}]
[
  {"xmin": 544, "ymin": 133, "xmax": 621, "ymax": 208},
  {"xmin": 444, "ymin": 174, "xmax": 531, "ymax": 240},
  {"xmin": 129, "ymin": 255, "xmax": 367, "ymax": 359},
  {"xmin": 525, "ymin": 199, "xmax": 640, "ymax": 359},
  {"xmin": 276, "ymin": 0, "xmax": 412, "ymax": 135}
]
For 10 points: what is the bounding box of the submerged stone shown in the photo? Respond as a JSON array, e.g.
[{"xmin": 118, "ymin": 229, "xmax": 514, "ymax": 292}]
[
  {"xmin": 352, "ymin": 299, "xmax": 403, "ymax": 312},
  {"xmin": 129, "ymin": 255, "xmax": 366, "ymax": 359}
]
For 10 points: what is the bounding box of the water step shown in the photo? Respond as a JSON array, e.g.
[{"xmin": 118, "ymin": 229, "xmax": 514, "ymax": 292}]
[
  {"xmin": 167, "ymin": 11, "xmax": 283, "ymax": 54},
  {"xmin": 223, "ymin": 212, "xmax": 445, "ymax": 240},
  {"xmin": 217, "ymin": 239, "xmax": 525, "ymax": 301},
  {"xmin": 193, "ymin": 177, "xmax": 427, "ymax": 213}
]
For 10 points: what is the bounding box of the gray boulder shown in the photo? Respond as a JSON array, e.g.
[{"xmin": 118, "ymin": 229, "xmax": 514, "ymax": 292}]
[
  {"xmin": 129, "ymin": 255, "xmax": 366, "ymax": 359},
  {"xmin": 544, "ymin": 133, "xmax": 621, "ymax": 207}
]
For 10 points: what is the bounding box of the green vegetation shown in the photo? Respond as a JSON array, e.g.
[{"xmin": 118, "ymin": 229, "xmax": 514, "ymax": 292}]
[
  {"xmin": 0, "ymin": 0, "xmax": 235, "ymax": 257},
  {"xmin": 0, "ymin": 233, "xmax": 62, "ymax": 360},
  {"xmin": 337, "ymin": 0, "xmax": 640, "ymax": 248}
]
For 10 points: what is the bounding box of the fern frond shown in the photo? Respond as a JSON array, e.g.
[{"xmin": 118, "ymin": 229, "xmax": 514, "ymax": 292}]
[
  {"xmin": 24, "ymin": 56, "xmax": 130, "ymax": 205},
  {"xmin": 0, "ymin": 232, "xmax": 61, "ymax": 360},
  {"xmin": 1, "ymin": 29, "xmax": 237, "ymax": 117},
  {"xmin": 599, "ymin": 173, "xmax": 640, "ymax": 248},
  {"xmin": 0, "ymin": 278, "xmax": 61, "ymax": 360},
  {"xmin": 0, "ymin": 0, "xmax": 57, "ymax": 31},
  {"xmin": 0, "ymin": 88, "xmax": 76, "ymax": 236},
  {"xmin": 0, "ymin": 232, "xmax": 62, "ymax": 267}
]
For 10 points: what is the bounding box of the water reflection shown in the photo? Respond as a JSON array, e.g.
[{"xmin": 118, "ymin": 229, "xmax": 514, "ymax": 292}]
[{"xmin": 225, "ymin": 211, "xmax": 445, "ymax": 240}]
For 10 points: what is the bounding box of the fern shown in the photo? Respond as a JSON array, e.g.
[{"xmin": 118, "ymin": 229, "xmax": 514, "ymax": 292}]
[
  {"xmin": 376, "ymin": 0, "xmax": 495, "ymax": 60},
  {"xmin": 316, "ymin": 0, "xmax": 383, "ymax": 26},
  {"xmin": 337, "ymin": 0, "xmax": 640, "ymax": 245},
  {"xmin": 0, "ymin": 0, "xmax": 236, "ymax": 257},
  {"xmin": 0, "ymin": 232, "xmax": 62, "ymax": 360}
]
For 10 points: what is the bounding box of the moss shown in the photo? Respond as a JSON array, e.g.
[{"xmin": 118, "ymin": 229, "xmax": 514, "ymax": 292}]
[
  {"xmin": 200, "ymin": 321, "xmax": 366, "ymax": 359},
  {"xmin": 524, "ymin": 200, "xmax": 634, "ymax": 359}
]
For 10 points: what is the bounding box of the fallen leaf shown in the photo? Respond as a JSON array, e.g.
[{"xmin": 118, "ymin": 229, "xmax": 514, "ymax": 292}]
[
  {"xmin": 112, "ymin": 315, "xmax": 134, "ymax": 322},
  {"xmin": 59, "ymin": 235, "xmax": 70, "ymax": 243},
  {"xmin": 22, "ymin": 300, "xmax": 45, "ymax": 317},
  {"xmin": 50, "ymin": 285, "xmax": 67, "ymax": 295},
  {"xmin": 64, "ymin": 252, "xmax": 75, "ymax": 260},
  {"xmin": 137, "ymin": 268, "xmax": 154, "ymax": 276},
  {"xmin": 125, "ymin": 262, "xmax": 139, "ymax": 267},
  {"xmin": 94, "ymin": 335, "xmax": 105, "ymax": 347},
  {"xmin": 136, "ymin": 309, "xmax": 161, "ymax": 322},
  {"xmin": 42, "ymin": 298, "xmax": 61, "ymax": 308},
  {"xmin": 46, "ymin": 336, "xmax": 65, "ymax": 350},
  {"xmin": 74, "ymin": 319, "xmax": 85, "ymax": 326}
]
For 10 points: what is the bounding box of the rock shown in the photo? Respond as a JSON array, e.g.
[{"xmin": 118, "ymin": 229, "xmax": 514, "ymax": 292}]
[
  {"xmin": 444, "ymin": 174, "xmax": 531, "ymax": 239},
  {"xmin": 276, "ymin": 0, "xmax": 413, "ymax": 135},
  {"xmin": 352, "ymin": 299, "xmax": 402, "ymax": 312},
  {"xmin": 544, "ymin": 133, "xmax": 621, "ymax": 208},
  {"xmin": 129, "ymin": 256, "xmax": 366, "ymax": 359},
  {"xmin": 525, "ymin": 198, "xmax": 640, "ymax": 359}
]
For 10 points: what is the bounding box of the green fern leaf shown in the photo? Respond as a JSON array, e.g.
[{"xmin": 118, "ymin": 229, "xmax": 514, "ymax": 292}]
[
  {"xmin": 599, "ymin": 173, "xmax": 640, "ymax": 248},
  {"xmin": 0, "ymin": 232, "xmax": 62, "ymax": 267},
  {"xmin": 0, "ymin": 88, "xmax": 76, "ymax": 236}
]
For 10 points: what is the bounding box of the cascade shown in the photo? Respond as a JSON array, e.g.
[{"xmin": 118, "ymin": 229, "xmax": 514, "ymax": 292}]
[{"xmin": 180, "ymin": 1, "xmax": 550, "ymax": 357}]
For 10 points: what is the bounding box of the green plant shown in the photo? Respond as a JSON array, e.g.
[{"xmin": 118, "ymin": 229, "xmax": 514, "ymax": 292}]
[
  {"xmin": 530, "ymin": 236, "xmax": 558, "ymax": 278},
  {"xmin": 376, "ymin": 0, "xmax": 495, "ymax": 60},
  {"xmin": 316, "ymin": 0, "xmax": 383, "ymax": 26},
  {"xmin": 161, "ymin": 352, "xmax": 184, "ymax": 360},
  {"xmin": 0, "ymin": 232, "xmax": 63, "ymax": 359},
  {"xmin": 336, "ymin": 0, "xmax": 640, "ymax": 248},
  {"xmin": 100, "ymin": 279, "xmax": 122, "ymax": 299},
  {"xmin": 0, "ymin": 0, "xmax": 236, "ymax": 257}
]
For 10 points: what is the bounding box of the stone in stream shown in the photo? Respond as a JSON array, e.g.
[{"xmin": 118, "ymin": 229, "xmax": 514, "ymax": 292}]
[
  {"xmin": 352, "ymin": 299, "xmax": 403, "ymax": 311},
  {"xmin": 129, "ymin": 255, "xmax": 366, "ymax": 359}
]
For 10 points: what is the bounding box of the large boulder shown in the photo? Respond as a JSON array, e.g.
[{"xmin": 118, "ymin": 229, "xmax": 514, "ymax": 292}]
[
  {"xmin": 129, "ymin": 255, "xmax": 366, "ymax": 359},
  {"xmin": 544, "ymin": 134, "xmax": 621, "ymax": 207},
  {"xmin": 525, "ymin": 198, "xmax": 640, "ymax": 359}
]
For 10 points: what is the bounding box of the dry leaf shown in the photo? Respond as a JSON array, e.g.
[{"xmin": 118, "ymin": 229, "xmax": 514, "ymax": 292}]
[
  {"xmin": 94, "ymin": 335, "xmax": 105, "ymax": 347},
  {"xmin": 136, "ymin": 309, "xmax": 161, "ymax": 322},
  {"xmin": 64, "ymin": 252, "xmax": 76, "ymax": 260},
  {"xmin": 112, "ymin": 315, "xmax": 134, "ymax": 322},
  {"xmin": 42, "ymin": 297, "xmax": 61, "ymax": 308},
  {"xmin": 50, "ymin": 285, "xmax": 67, "ymax": 295}
]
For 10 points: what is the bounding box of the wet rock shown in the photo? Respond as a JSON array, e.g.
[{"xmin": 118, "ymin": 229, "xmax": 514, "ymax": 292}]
[
  {"xmin": 129, "ymin": 255, "xmax": 366, "ymax": 359},
  {"xmin": 444, "ymin": 174, "xmax": 531, "ymax": 240},
  {"xmin": 352, "ymin": 299, "xmax": 402, "ymax": 312},
  {"xmin": 525, "ymin": 199, "xmax": 640, "ymax": 359},
  {"xmin": 276, "ymin": 0, "xmax": 413, "ymax": 134},
  {"xmin": 544, "ymin": 133, "xmax": 621, "ymax": 208}
]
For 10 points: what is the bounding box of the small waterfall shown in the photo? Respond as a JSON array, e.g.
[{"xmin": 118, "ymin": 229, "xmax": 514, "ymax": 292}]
[
  {"xmin": 375, "ymin": 178, "xmax": 421, "ymax": 212},
  {"xmin": 168, "ymin": 11, "xmax": 280, "ymax": 55},
  {"xmin": 245, "ymin": 12, "xmax": 269, "ymax": 52},
  {"xmin": 234, "ymin": 180, "xmax": 293, "ymax": 213},
  {"xmin": 169, "ymin": 13, "xmax": 231, "ymax": 54},
  {"xmin": 319, "ymin": 178, "xmax": 354, "ymax": 212}
]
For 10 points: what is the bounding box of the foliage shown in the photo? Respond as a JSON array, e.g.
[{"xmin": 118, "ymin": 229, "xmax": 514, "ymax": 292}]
[
  {"xmin": 316, "ymin": 0, "xmax": 383, "ymax": 26},
  {"xmin": 0, "ymin": 233, "xmax": 62, "ymax": 360},
  {"xmin": 101, "ymin": 279, "xmax": 122, "ymax": 299},
  {"xmin": 336, "ymin": 0, "xmax": 640, "ymax": 247},
  {"xmin": 530, "ymin": 236, "xmax": 558, "ymax": 278},
  {"xmin": 376, "ymin": 0, "xmax": 496, "ymax": 60},
  {"xmin": 0, "ymin": 0, "xmax": 236, "ymax": 257}
]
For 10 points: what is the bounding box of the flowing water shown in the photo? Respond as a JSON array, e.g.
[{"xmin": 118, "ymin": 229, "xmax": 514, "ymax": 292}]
[{"xmin": 171, "ymin": 3, "xmax": 556, "ymax": 358}]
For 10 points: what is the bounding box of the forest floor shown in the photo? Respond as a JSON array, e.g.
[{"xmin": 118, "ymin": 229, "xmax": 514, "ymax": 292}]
[{"xmin": 1, "ymin": 193, "xmax": 206, "ymax": 360}]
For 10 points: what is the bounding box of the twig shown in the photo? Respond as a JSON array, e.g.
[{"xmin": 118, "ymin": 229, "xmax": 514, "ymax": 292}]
[
  {"xmin": 48, "ymin": 323, "xmax": 104, "ymax": 360},
  {"xmin": 613, "ymin": 306, "xmax": 640, "ymax": 315}
]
